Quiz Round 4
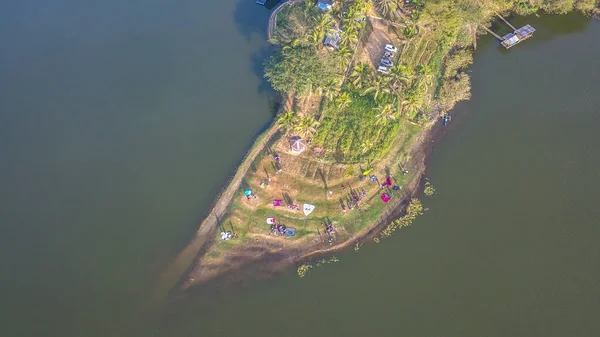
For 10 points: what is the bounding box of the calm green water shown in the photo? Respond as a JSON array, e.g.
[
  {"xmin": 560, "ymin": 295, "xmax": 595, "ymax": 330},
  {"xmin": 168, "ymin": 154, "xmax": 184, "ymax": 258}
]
[
  {"xmin": 1, "ymin": 4, "xmax": 599, "ymax": 337},
  {"xmin": 151, "ymin": 14, "xmax": 600, "ymax": 337},
  {"xmin": 0, "ymin": 1, "xmax": 274, "ymax": 336}
]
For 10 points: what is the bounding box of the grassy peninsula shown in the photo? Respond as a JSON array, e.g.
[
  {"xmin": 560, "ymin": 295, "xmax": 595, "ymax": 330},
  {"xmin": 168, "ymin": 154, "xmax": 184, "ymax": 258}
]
[{"xmin": 182, "ymin": 0, "xmax": 599, "ymax": 286}]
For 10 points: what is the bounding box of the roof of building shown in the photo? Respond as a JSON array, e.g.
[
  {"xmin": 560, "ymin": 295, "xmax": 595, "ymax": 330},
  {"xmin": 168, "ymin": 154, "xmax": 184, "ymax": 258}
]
[
  {"xmin": 515, "ymin": 24, "xmax": 536, "ymax": 37},
  {"xmin": 289, "ymin": 136, "xmax": 306, "ymax": 153},
  {"xmin": 323, "ymin": 29, "xmax": 342, "ymax": 49}
]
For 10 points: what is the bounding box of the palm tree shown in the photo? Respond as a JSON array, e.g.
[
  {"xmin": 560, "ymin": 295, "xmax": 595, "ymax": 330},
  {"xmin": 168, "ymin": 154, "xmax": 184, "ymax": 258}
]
[
  {"xmin": 276, "ymin": 111, "xmax": 298, "ymax": 135},
  {"xmin": 350, "ymin": 63, "xmax": 372, "ymax": 89},
  {"xmin": 335, "ymin": 92, "xmax": 352, "ymax": 110},
  {"xmin": 320, "ymin": 79, "xmax": 341, "ymax": 101},
  {"xmin": 336, "ymin": 46, "xmax": 353, "ymax": 70},
  {"xmin": 389, "ymin": 63, "xmax": 414, "ymax": 94},
  {"xmin": 416, "ymin": 64, "xmax": 434, "ymax": 88},
  {"xmin": 375, "ymin": 0, "xmax": 398, "ymax": 19},
  {"xmin": 312, "ymin": 14, "xmax": 334, "ymax": 47},
  {"xmin": 294, "ymin": 115, "xmax": 320, "ymax": 139},
  {"xmin": 341, "ymin": 26, "xmax": 359, "ymax": 48},
  {"xmin": 362, "ymin": 76, "xmax": 391, "ymax": 102},
  {"xmin": 375, "ymin": 103, "xmax": 396, "ymax": 126}
]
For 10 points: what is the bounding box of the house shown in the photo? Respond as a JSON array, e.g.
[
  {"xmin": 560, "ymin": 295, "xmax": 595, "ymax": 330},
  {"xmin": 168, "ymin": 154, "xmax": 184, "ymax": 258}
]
[
  {"xmin": 316, "ymin": 0, "xmax": 334, "ymax": 11},
  {"xmin": 323, "ymin": 28, "xmax": 342, "ymax": 49},
  {"xmin": 289, "ymin": 136, "xmax": 306, "ymax": 154}
]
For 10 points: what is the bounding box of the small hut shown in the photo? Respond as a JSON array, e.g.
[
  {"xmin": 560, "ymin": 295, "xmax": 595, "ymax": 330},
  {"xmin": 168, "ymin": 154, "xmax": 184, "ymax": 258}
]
[
  {"xmin": 289, "ymin": 136, "xmax": 306, "ymax": 155},
  {"xmin": 323, "ymin": 29, "xmax": 342, "ymax": 49}
]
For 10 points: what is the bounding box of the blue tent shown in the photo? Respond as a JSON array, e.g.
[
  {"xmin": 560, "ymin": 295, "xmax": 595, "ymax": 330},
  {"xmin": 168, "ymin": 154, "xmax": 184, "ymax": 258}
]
[
  {"xmin": 285, "ymin": 227, "xmax": 296, "ymax": 237},
  {"xmin": 244, "ymin": 189, "xmax": 253, "ymax": 197}
]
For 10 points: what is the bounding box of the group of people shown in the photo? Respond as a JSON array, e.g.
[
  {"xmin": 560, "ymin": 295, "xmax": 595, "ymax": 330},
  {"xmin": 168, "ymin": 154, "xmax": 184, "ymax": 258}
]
[{"xmin": 270, "ymin": 223, "xmax": 287, "ymax": 235}]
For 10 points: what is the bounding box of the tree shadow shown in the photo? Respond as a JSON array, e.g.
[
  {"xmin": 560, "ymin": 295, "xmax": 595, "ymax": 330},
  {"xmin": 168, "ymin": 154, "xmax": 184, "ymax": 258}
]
[
  {"xmin": 282, "ymin": 192, "xmax": 293, "ymax": 205},
  {"xmin": 316, "ymin": 168, "xmax": 328, "ymax": 190},
  {"xmin": 232, "ymin": 0, "xmax": 270, "ymax": 41},
  {"xmin": 232, "ymin": 0, "xmax": 280, "ymax": 98}
]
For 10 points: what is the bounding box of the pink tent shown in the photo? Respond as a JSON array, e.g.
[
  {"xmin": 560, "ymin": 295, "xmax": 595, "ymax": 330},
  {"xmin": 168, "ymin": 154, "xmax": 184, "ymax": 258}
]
[
  {"xmin": 385, "ymin": 176, "xmax": 392, "ymax": 186},
  {"xmin": 273, "ymin": 200, "xmax": 283, "ymax": 207},
  {"xmin": 381, "ymin": 193, "xmax": 391, "ymax": 203}
]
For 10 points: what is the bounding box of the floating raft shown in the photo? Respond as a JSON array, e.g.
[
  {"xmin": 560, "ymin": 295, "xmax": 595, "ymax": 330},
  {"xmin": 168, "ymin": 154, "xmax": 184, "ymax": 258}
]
[{"xmin": 501, "ymin": 24, "xmax": 536, "ymax": 49}]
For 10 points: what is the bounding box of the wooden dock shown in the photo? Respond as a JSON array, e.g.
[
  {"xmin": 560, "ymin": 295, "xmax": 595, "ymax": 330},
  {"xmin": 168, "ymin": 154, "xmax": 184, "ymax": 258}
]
[{"xmin": 481, "ymin": 13, "xmax": 536, "ymax": 49}]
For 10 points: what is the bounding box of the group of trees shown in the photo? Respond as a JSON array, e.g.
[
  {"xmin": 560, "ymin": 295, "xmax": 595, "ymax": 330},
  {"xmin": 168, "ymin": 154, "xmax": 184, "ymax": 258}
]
[
  {"xmin": 264, "ymin": 45, "xmax": 340, "ymax": 95},
  {"xmin": 514, "ymin": 0, "xmax": 599, "ymax": 15},
  {"xmin": 269, "ymin": 0, "xmax": 599, "ymax": 162},
  {"xmin": 276, "ymin": 111, "xmax": 320, "ymax": 139},
  {"xmin": 348, "ymin": 60, "xmax": 439, "ymax": 120},
  {"xmin": 266, "ymin": 0, "xmax": 371, "ymax": 98}
]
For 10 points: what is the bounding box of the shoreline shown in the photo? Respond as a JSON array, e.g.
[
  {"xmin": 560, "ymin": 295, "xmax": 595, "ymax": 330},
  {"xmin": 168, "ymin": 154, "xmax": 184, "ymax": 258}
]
[
  {"xmin": 164, "ymin": 2, "xmax": 600, "ymax": 293},
  {"xmin": 179, "ymin": 115, "xmax": 442, "ymax": 289}
]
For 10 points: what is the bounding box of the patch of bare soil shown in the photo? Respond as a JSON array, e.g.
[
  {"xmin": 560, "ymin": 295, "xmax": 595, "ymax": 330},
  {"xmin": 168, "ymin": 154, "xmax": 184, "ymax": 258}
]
[{"xmin": 357, "ymin": 16, "xmax": 405, "ymax": 69}]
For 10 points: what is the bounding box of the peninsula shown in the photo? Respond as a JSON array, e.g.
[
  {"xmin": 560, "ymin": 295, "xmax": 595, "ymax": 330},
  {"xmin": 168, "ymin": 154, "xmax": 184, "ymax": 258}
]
[{"xmin": 171, "ymin": 0, "xmax": 598, "ymax": 288}]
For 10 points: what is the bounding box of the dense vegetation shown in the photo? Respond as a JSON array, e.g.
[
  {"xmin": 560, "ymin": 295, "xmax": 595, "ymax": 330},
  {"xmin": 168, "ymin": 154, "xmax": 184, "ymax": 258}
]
[{"xmin": 267, "ymin": 0, "xmax": 598, "ymax": 164}]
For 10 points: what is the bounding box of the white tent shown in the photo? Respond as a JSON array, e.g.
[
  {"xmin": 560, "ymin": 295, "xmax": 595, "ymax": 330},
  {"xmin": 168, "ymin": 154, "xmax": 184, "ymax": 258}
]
[{"xmin": 303, "ymin": 204, "xmax": 315, "ymax": 216}]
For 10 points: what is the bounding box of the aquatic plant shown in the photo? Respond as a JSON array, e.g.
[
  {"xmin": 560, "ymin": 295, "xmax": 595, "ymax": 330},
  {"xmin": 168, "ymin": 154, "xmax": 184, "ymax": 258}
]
[
  {"xmin": 297, "ymin": 263, "xmax": 313, "ymax": 278},
  {"xmin": 424, "ymin": 180, "xmax": 435, "ymax": 196},
  {"xmin": 380, "ymin": 198, "xmax": 424, "ymax": 238}
]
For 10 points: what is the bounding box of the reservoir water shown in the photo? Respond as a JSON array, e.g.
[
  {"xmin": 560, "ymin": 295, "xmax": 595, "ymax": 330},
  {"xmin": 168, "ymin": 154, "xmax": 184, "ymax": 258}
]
[
  {"xmin": 0, "ymin": 1, "xmax": 274, "ymax": 336},
  {"xmin": 1, "ymin": 3, "xmax": 599, "ymax": 337}
]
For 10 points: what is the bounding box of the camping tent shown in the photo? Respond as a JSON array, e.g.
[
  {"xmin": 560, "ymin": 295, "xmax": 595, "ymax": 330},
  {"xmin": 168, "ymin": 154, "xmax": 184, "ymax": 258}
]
[{"xmin": 303, "ymin": 204, "xmax": 315, "ymax": 215}]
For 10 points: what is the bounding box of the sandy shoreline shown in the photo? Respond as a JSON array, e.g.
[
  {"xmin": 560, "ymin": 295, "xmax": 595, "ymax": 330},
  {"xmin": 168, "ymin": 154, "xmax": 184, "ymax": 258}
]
[{"xmin": 176, "ymin": 113, "xmax": 447, "ymax": 290}]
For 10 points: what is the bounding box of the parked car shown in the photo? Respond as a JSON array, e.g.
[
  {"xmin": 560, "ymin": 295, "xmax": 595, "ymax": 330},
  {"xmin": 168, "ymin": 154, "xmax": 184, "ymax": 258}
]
[
  {"xmin": 384, "ymin": 44, "xmax": 398, "ymax": 53},
  {"xmin": 377, "ymin": 66, "xmax": 390, "ymax": 74},
  {"xmin": 381, "ymin": 58, "xmax": 393, "ymax": 67},
  {"xmin": 383, "ymin": 51, "xmax": 394, "ymax": 58}
]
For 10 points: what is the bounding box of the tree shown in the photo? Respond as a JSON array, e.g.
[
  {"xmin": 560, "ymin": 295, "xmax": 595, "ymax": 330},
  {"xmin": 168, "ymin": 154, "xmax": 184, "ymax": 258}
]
[
  {"xmin": 294, "ymin": 115, "xmax": 320, "ymax": 139},
  {"xmin": 350, "ymin": 62, "xmax": 373, "ymax": 89},
  {"xmin": 335, "ymin": 92, "xmax": 352, "ymax": 110},
  {"xmin": 264, "ymin": 46, "xmax": 341, "ymax": 96},
  {"xmin": 375, "ymin": 0, "xmax": 399, "ymax": 18},
  {"xmin": 276, "ymin": 111, "xmax": 298, "ymax": 135},
  {"xmin": 389, "ymin": 64, "xmax": 414, "ymax": 93},
  {"xmin": 362, "ymin": 75, "xmax": 391, "ymax": 102},
  {"xmin": 375, "ymin": 103, "xmax": 396, "ymax": 126},
  {"xmin": 311, "ymin": 14, "xmax": 334, "ymax": 47},
  {"xmin": 335, "ymin": 46, "xmax": 353, "ymax": 70},
  {"xmin": 416, "ymin": 64, "xmax": 434, "ymax": 88},
  {"xmin": 341, "ymin": 26, "xmax": 359, "ymax": 48},
  {"xmin": 320, "ymin": 79, "xmax": 341, "ymax": 101}
]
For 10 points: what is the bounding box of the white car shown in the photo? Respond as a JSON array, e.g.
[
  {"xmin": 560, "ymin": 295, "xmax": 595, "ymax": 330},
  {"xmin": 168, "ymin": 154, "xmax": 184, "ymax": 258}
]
[
  {"xmin": 384, "ymin": 44, "xmax": 398, "ymax": 53},
  {"xmin": 377, "ymin": 66, "xmax": 390, "ymax": 74},
  {"xmin": 381, "ymin": 58, "xmax": 393, "ymax": 67}
]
